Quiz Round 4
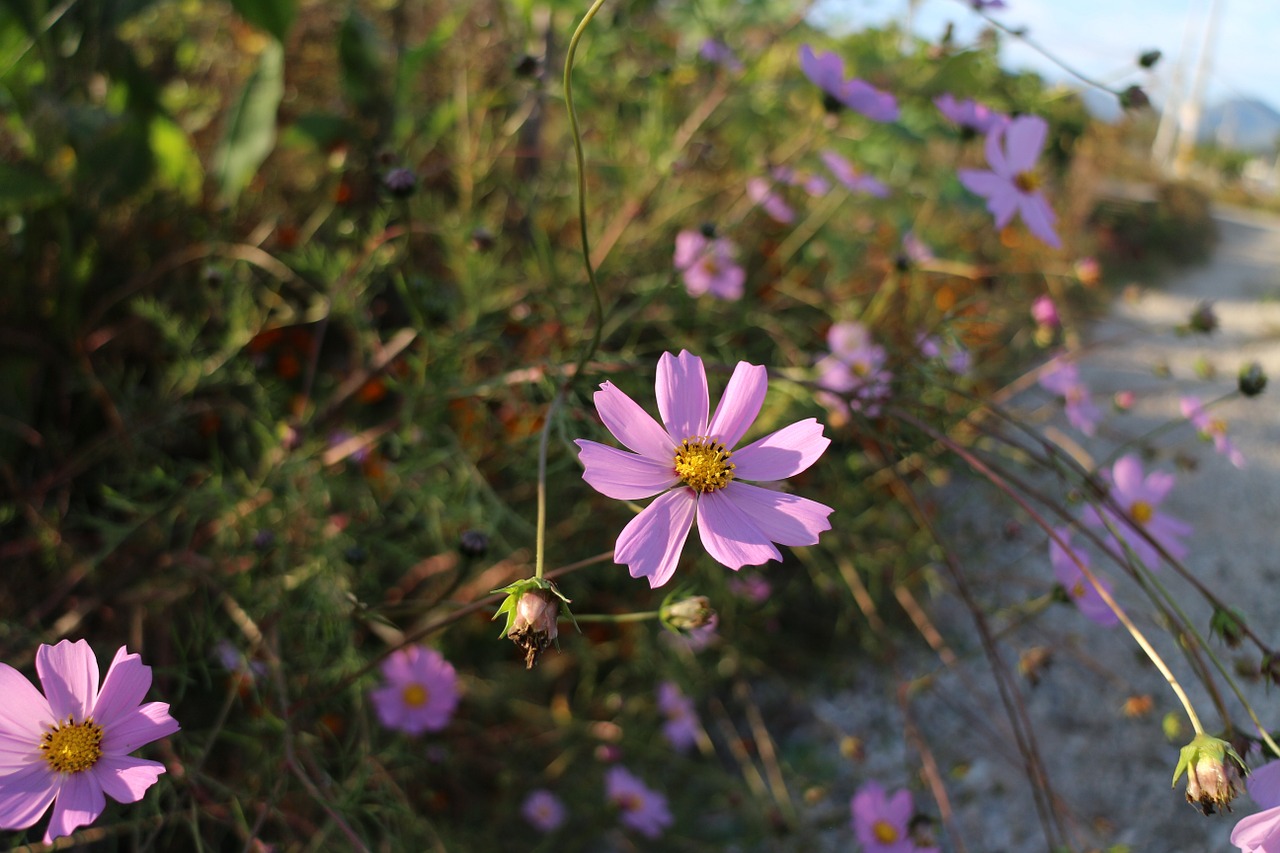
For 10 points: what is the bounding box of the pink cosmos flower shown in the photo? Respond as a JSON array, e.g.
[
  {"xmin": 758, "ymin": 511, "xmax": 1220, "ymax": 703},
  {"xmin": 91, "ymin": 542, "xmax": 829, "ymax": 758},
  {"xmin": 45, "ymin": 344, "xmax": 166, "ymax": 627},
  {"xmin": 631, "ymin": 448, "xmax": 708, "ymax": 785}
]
[
  {"xmin": 798, "ymin": 45, "xmax": 899, "ymax": 121},
  {"xmin": 0, "ymin": 639, "xmax": 180, "ymax": 844},
  {"xmin": 957, "ymin": 115, "xmax": 1062, "ymax": 248},
  {"xmin": 1083, "ymin": 454, "xmax": 1192, "ymax": 569},
  {"xmin": 850, "ymin": 781, "xmax": 939, "ymax": 853},
  {"xmin": 605, "ymin": 766, "xmax": 673, "ymax": 838},
  {"xmin": 673, "ymin": 230, "xmax": 746, "ymax": 300},
  {"xmin": 1038, "ymin": 359, "xmax": 1100, "ymax": 436},
  {"xmin": 1031, "ymin": 294, "xmax": 1059, "ymax": 329},
  {"xmin": 574, "ymin": 351, "xmax": 833, "ymax": 588},
  {"xmin": 656, "ymin": 682, "xmax": 700, "ymax": 752},
  {"xmin": 369, "ymin": 646, "xmax": 459, "ymax": 735},
  {"xmin": 934, "ymin": 93, "xmax": 1008, "ymax": 134},
  {"xmin": 1233, "ymin": 805, "xmax": 1280, "ymax": 852},
  {"xmin": 1180, "ymin": 396, "xmax": 1245, "ymax": 468},
  {"xmin": 820, "ymin": 150, "xmax": 890, "ymax": 197},
  {"xmin": 746, "ymin": 177, "xmax": 796, "ymax": 224},
  {"xmin": 818, "ymin": 322, "xmax": 893, "ymax": 416},
  {"xmin": 521, "ymin": 788, "xmax": 567, "ymax": 833},
  {"xmin": 1048, "ymin": 529, "xmax": 1119, "ymax": 627}
]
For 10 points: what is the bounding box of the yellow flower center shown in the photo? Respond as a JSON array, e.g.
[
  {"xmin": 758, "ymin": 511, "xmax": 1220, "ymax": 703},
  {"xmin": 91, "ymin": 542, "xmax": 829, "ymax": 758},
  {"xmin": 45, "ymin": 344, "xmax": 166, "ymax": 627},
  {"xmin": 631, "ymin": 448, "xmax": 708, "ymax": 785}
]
[
  {"xmin": 1210, "ymin": 417, "xmax": 1228, "ymax": 436},
  {"xmin": 700, "ymin": 256, "xmax": 721, "ymax": 276},
  {"xmin": 1071, "ymin": 580, "xmax": 1086, "ymax": 599},
  {"xmin": 1130, "ymin": 501, "xmax": 1153, "ymax": 525},
  {"xmin": 1015, "ymin": 171, "xmax": 1040, "ymax": 192},
  {"xmin": 674, "ymin": 438, "xmax": 734, "ymax": 493},
  {"xmin": 872, "ymin": 819, "xmax": 900, "ymax": 843},
  {"xmin": 617, "ymin": 792, "xmax": 642, "ymax": 813},
  {"xmin": 40, "ymin": 718, "xmax": 104, "ymax": 774},
  {"xmin": 402, "ymin": 684, "xmax": 429, "ymax": 707}
]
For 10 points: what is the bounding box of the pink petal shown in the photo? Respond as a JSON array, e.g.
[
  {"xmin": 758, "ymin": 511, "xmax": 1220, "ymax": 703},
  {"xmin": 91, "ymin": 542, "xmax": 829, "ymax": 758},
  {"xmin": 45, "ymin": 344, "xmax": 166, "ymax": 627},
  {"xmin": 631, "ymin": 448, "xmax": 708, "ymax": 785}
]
[
  {"xmin": 1111, "ymin": 455, "xmax": 1144, "ymax": 498},
  {"xmin": 100, "ymin": 702, "xmax": 179, "ymax": 755},
  {"xmin": 0, "ymin": 663, "xmax": 54, "ymax": 749},
  {"xmin": 696, "ymin": 490, "xmax": 782, "ymax": 570},
  {"xmin": 1232, "ymin": 804, "xmax": 1280, "ymax": 850},
  {"xmin": 884, "ymin": 787, "xmax": 914, "ymax": 825},
  {"xmin": 1251, "ymin": 762, "xmax": 1280, "ymax": 810},
  {"xmin": 957, "ymin": 168, "xmax": 1004, "ymax": 199},
  {"xmin": 1144, "ymin": 470, "xmax": 1176, "ymax": 504},
  {"xmin": 722, "ymin": 482, "xmax": 832, "ymax": 546},
  {"xmin": 576, "ymin": 440, "xmax": 679, "ymax": 500},
  {"xmin": 707, "ymin": 362, "xmax": 767, "ymax": 449},
  {"xmin": 1018, "ymin": 193, "xmax": 1061, "ymax": 248},
  {"xmin": 44, "ymin": 769, "xmax": 105, "ymax": 843},
  {"xmin": 673, "ymin": 230, "xmax": 705, "ymax": 271},
  {"xmin": 0, "ymin": 730, "xmax": 42, "ymax": 774},
  {"xmin": 93, "ymin": 755, "xmax": 166, "ymax": 804},
  {"xmin": 0, "ymin": 761, "xmax": 59, "ymax": 831},
  {"xmin": 984, "ymin": 125, "xmax": 1009, "ymax": 175},
  {"xmin": 732, "ymin": 419, "xmax": 830, "ymax": 481},
  {"xmin": 90, "ymin": 647, "xmax": 151, "ymax": 727},
  {"xmin": 614, "ymin": 489, "xmax": 697, "ymax": 588},
  {"xmin": 37, "ymin": 639, "xmax": 99, "ymax": 723},
  {"xmin": 656, "ymin": 351, "xmax": 709, "ymax": 440},
  {"xmin": 593, "ymin": 382, "xmax": 675, "ymax": 461},
  {"xmin": 1004, "ymin": 115, "xmax": 1048, "ymax": 173}
]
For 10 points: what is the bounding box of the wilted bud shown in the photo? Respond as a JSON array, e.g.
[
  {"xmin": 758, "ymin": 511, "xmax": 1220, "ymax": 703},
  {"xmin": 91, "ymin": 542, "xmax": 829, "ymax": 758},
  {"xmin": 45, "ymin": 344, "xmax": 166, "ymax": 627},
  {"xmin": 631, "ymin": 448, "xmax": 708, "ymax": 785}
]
[
  {"xmin": 1210, "ymin": 607, "xmax": 1246, "ymax": 648},
  {"xmin": 1239, "ymin": 361, "xmax": 1268, "ymax": 397},
  {"xmin": 382, "ymin": 167, "xmax": 417, "ymax": 199},
  {"xmin": 1173, "ymin": 733, "xmax": 1246, "ymax": 815},
  {"xmin": 492, "ymin": 578, "xmax": 575, "ymax": 669},
  {"xmin": 1138, "ymin": 49, "xmax": 1162, "ymax": 69},
  {"xmin": 1185, "ymin": 301, "xmax": 1219, "ymax": 335},
  {"xmin": 1119, "ymin": 85, "xmax": 1150, "ymax": 110},
  {"xmin": 660, "ymin": 595, "xmax": 715, "ymax": 633}
]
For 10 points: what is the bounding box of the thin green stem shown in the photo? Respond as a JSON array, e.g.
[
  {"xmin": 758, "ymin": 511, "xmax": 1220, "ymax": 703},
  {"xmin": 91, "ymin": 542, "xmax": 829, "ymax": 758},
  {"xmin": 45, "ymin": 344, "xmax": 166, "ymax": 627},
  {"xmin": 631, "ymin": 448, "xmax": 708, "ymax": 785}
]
[{"xmin": 572, "ymin": 610, "xmax": 661, "ymax": 624}]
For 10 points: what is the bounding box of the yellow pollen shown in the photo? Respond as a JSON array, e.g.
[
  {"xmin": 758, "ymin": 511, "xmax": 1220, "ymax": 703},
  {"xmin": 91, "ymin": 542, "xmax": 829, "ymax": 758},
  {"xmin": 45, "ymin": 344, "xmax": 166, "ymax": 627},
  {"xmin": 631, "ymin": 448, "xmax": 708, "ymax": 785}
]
[
  {"xmin": 852, "ymin": 360, "xmax": 871, "ymax": 378},
  {"xmin": 1130, "ymin": 501, "xmax": 1153, "ymax": 525},
  {"xmin": 700, "ymin": 256, "xmax": 722, "ymax": 276},
  {"xmin": 1210, "ymin": 417, "xmax": 1228, "ymax": 435},
  {"xmin": 402, "ymin": 684, "xmax": 429, "ymax": 708},
  {"xmin": 872, "ymin": 820, "xmax": 900, "ymax": 843},
  {"xmin": 1014, "ymin": 171, "xmax": 1040, "ymax": 192},
  {"xmin": 40, "ymin": 718, "xmax": 104, "ymax": 774},
  {"xmin": 674, "ymin": 437, "xmax": 734, "ymax": 493},
  {"xmin": 1072, "ymin": 580, "xmax": 1086, "ymax": 599}
]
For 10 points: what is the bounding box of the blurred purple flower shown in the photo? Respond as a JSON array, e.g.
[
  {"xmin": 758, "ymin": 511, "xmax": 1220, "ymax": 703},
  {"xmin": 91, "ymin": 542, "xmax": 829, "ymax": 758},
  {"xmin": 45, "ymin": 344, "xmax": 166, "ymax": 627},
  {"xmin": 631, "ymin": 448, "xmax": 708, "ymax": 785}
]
[
  {"xmin": 1180, "ymin": 396, "xmax": 1245, "ymax": 468},
  {"xmin": 916, "ymin": 333, "xmax": 970, "ymax": 376},
  {"xmin": 798, "ymin": 45, "xmax": 899, "ymax": 121},
  {"xmin": 673, "ymin": 230, "xmax": 745, "ymax": 300},
  {"xmin": 0, "ymin": 640, "xmax": 180, "ymax": 844},
  {"xmin": 574, "ymin": 351, "xmax": 833, "ymax": 587},
  {"xmin": 851, "ymin": 780, "xmax": 938, "ymax": 853},
  {"xmin": 1049, "ymin": 529, "xmax": 1119, "ymax": 626},
  {"xmin": 820, "ymin": 150, "xmax": 890, "ymax": 197},
  {"xmin": 746, "ymin": 177, "xmax": 796, "ymax": 223},
  {"xmin": 656, "ymin": 682, "xmax": 700, "ymax": 752},
  {"xmin": 957, "ymin": 115, "xmax": 1061, "ymax": 248},
  {"xmin": 521, "ymin": 789, "xmax": 567, "ymax": 833},
  {"xmin": 901, "ymin": 231, "xmax": 934, "ymax": 265},
  {"xmin": 1031, "ymin": 294, "xmax": 1059, "ymax": 328},
  {"xmin": 934, "ymin": 94, "xmax": 1008, "ymax": 134},
  {"xmin": 1084, "ymin": 454, "xmax": 1193, "ymax": 569},
  {"xmin": 369, "ymin": 646, "xmax": 459, "ymax": 735},
  {"xmin": 729, "ymin": 573, "xmax": 773, "ymax": 602},
  {"xmin": 1038, "ymin": 359, "xmax": 1100, "ymax": 436},
  {"xmin": 818, "ymin": 322, "xmax": 893, "ymax": 416},
  {"xmin": 698, "ymin": 38, "xmax": 742, "ymax": 72},
  {"xmin": 605, "ymin": 766, "xmax": 673, "ymax": 838}
]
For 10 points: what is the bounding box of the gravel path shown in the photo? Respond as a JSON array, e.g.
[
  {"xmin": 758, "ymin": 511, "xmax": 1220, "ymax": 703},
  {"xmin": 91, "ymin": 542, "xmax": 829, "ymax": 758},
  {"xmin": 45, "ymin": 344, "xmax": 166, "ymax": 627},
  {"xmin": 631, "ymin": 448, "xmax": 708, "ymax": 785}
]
[{"xmin": 808, "ymin": 205, "xmax": 1280, "ymax": 853}]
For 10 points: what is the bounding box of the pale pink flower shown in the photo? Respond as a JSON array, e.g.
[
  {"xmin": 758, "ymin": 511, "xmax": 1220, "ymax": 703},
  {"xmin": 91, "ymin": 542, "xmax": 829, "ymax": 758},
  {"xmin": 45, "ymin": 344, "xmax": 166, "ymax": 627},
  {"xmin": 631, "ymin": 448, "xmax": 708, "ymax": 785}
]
[
  {"xmin": 1233, "ymin": 805, "xmax": 1280, "ymax": 852},
  {"xmin": 850, "ymin": 780, "xmax": 938, "ymax": 853},
  {"xmin": 820, "ymin": 150, "xmax": 889, "ymax": 197},
  {"xmin": 1038, "ymin": 359, "xmax": 1100, "ymax": 436},
  {"xmin": 656, "ymin": 682, "xmax": 700, "ymax": 752},
  {"xmin": 818, "ymin": 322, "xmax": 893, "ymax": 416},
  {"xmin": 521, "ymin": 788, "xmax": 567, "ymax": 833},
  {"xmin": 1031, "ymin": 294, "xmax": 1059, "ymax": 328},
  {"xmin": 1180, "ymin": 396, "xmax": 1245, "ymax": 468},
  {"xmin": 673, "ymin": 230, "xmax": 745, "ymax": 300},
  {"xmin": 1049, "ymin": 529, "xmax": 1119, "ymax": 627},
  {"xmin": 1084, "ymin": 454, "xmax": 1192, "ymax": 569},
  {"xmin": 0, "ymin": 639, "xmax": 180, "ymax": 844},
  {"xmin": 798, "ymin": 45, "xmax": 899, "ymax": 121},
  {"xmin": 575, "ymin": 351, "xmax": 833, "ymax": 587},
  {"xmin": 369, "ymin": 646, "xmax": 459, "ymax": 735},
  {"xmin": 957, "ymin": 115, "xmax": 1061, "ymax": 248},
  {"xmin": 746, "ymin": 177, "xmax": 796, "ymax": 224},
  {"xmin": 605, "ymin": 766, "xmax": 673, "ymax": 838},
  {"xmin": 933, "ymin": 93, "xmax": 1008, "ymax": 134}
]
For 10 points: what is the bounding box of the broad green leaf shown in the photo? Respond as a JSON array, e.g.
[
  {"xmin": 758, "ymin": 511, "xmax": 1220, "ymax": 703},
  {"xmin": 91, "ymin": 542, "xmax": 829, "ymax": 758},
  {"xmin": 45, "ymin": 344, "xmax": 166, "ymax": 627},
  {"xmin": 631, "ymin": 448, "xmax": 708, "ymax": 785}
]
[
  {"xmin": 228, "ymin": 0, "xmax": 297, "ymax": 43},
  {"xmin": 0, "ymin": 160, "xmax": 59, "ymax": 213},
  {"xmin": 149, "ymin": 116, "xmax": 203, "ymax": 203},
  {"xmin": 212, "ymin": 40, "xmax": 283, "ymax": 204}
]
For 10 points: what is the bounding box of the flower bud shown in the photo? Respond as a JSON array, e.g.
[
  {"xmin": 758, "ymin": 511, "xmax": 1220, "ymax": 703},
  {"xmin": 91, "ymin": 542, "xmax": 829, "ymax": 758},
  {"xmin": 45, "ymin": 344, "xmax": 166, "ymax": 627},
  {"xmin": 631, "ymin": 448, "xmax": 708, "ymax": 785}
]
[
  {"xmin": 1185, "ymin": 301, "xmax": 1219, "ymax": 335},
  {"xmin": 382, "ymin": 167, "xmax": 417, "ymax": 199},
  {"xmin": 1138, "ymin": 49, "xmax": 1162, "ymax": 69},
  {"xmin": 1239, "ymin": 362, "xmax": 1268, "ymax": 397},
  {"xmin": 1120, "ymin": 85, "xmax": 1150, "ymax": 110},
  {"xmin": 1210, "ymin": 607, "xmax": 1246, "ymax": 649},
  {"xmin": 1173, "ymin": 733, "xmax": 1246, "ymax": 815},
  {"xmin": 507, "ymin": 589, "xmax": 559, "ymax": 669},
  {"xmin": 660, "ymin": 595, "xmax": 715, "ymax": 633}
]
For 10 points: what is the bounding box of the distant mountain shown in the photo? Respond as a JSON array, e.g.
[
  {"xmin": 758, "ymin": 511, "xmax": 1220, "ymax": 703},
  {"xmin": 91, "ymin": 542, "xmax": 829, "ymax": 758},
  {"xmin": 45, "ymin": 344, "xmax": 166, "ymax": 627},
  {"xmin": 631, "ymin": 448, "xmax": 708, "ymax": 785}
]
[{"xmin": 1200, "ymin": 98, "xmax": 1280, "ymax": 153}]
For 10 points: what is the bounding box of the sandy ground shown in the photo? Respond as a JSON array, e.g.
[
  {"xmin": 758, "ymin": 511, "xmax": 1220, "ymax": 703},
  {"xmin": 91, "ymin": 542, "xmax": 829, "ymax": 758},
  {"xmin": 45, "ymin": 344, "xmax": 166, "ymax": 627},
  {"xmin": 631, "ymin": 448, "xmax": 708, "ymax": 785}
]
[{"xmin": 809, "ymin": 206, "xmax": 1280, "ymax": 853}]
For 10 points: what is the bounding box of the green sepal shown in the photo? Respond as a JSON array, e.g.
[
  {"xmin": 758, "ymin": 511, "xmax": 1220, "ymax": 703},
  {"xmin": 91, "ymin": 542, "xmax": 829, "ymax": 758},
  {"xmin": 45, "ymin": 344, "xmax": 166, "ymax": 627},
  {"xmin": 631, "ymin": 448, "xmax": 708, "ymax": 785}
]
[
  {"xmin": 490, "ymin": 577, "xmax": 577, "ymax": 638},
  {"xmin": 1172, "ymin": 733, "xmax": 1246, "ymax": 787}
]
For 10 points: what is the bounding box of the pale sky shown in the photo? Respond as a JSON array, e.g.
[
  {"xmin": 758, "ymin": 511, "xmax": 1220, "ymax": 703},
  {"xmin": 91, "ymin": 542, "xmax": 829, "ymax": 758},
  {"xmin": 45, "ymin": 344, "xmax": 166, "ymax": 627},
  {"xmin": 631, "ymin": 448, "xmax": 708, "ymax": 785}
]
[{"xmin": 809, "ymin": 0, "xmax": 1279, "ymax": 111}]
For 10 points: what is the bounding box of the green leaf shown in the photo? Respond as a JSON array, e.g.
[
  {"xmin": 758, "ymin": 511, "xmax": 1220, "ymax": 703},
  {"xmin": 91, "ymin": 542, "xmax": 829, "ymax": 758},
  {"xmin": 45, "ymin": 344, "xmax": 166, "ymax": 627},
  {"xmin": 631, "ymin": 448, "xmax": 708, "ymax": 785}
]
[
  {"xmin": 149, "ymin": 116, "xmax": 203, "ymax": 203},
  {"xmin": 228, "ymin": 0, "xmax": 297, "ymax": 43},
  {"xmin": 0, "ymin": 161, "xmax": 60, "ymax": 213},
  {"xmin": 211, "ymin": 40, "xmax": 284, "ymax": 204}
]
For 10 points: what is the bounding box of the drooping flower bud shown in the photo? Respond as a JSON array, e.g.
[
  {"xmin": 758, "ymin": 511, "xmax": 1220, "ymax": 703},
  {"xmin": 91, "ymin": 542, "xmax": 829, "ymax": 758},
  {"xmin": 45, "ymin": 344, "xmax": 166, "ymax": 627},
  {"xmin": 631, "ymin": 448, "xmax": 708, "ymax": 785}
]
[
  {"xmin": 1173, "ymin": 733, "xmax": 1246, "ymax": 815},
  {"xmin": 492, "ymin": 578, "xmax": 575, "ymax": 669}
]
